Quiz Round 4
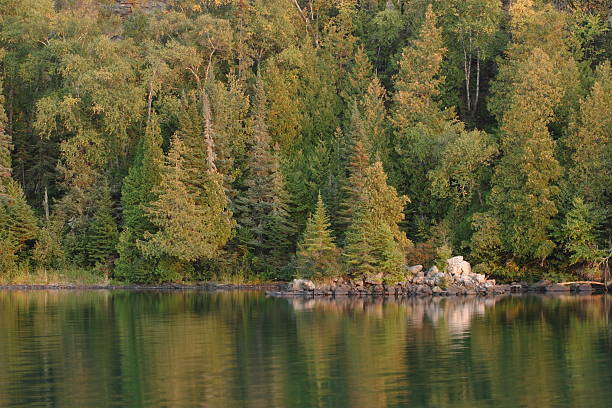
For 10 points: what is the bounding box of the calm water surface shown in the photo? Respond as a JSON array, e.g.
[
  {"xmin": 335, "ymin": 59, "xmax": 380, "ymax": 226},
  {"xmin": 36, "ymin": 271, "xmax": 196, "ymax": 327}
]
[{"xmin": 0, "ymin": 290, "xmax": 611, "ymax": 408}]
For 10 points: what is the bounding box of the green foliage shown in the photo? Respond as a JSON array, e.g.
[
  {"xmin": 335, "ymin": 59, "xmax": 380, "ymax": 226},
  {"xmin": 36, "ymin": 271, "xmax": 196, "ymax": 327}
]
[
  {"xmin": 235, "ymin": 78, "xmax": 294, "ymax": 271},
  {"xmin": 0, "ymin": 0, "xmax": 609, "ymax": 283},
  {"xmin": 296, "ymin": 193, "xmax": 341, "ymax": 280},
  {"xmin": 142, "ymin": 133, "xmax": 233, "ymax": 263},
  {"xmin": 0, "ymin": 179, "xmax": 38, "ymax": 252},
  {"xmin": 488, "ymin": 49, "xmax": 564, "ymax": 264},
  {"xmin": 343, "ymin": 147, "xmax": 410, "ymax": 284},
  {"xmin": 83, "ymin": 186, "xmax": 119, "ymax": 267},
  {"xmin": 561, "ymin": 197, "xmax": 607, "ymax": 270},
  {"xmin": 115, "ymin": 114, "xmax": 164, "ymax": 281}
]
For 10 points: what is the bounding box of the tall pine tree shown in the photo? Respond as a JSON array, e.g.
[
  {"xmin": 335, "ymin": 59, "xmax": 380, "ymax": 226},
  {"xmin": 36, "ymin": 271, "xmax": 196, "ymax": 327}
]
[{"xmin": 235, "ymin": 77, "xmax": 294, "ymax": 270}]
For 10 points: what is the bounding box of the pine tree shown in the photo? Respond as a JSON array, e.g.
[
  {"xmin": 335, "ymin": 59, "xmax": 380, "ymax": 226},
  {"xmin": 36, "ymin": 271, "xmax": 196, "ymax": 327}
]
[
  {"xmin": 344, "ymin": 160, "xmax": 410, "ymax": 284},
  {"xmin": 83, "ymin": 185, "xmax": 118, "ymax": 267},
  {"xmin": 236, "ymin": 77, "xmax": 294, "ymax": 268},
  {"xmin": 337, "ymin": 141, "xmax": 370, "ymax": 241},
  {"xmin": 115, "ymin": 113, "xmax": 164, "ymax": 281},
  {"xmin": 296, "ymin": 193, "xmax": 341, "ymax": 280},
  {"xmin": 0, "ymin": 179, "xmax": 38, "ymax": 251},
  {"xmin": 487, "ymin": 49, "xmax": 564, "ymax": 263}
]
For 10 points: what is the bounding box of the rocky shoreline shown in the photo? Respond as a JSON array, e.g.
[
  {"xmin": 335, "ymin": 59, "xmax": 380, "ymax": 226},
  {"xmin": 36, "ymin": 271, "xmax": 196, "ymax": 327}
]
[{"xmin": 267, "ymin": 256, "xmax": 607, "ymax": 297}]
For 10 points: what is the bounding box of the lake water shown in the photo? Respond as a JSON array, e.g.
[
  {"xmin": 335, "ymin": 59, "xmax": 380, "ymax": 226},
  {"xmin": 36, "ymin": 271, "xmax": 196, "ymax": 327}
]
[{"xmin": 0, "ymin": 290, "xmax": 611, "ymax": 407}]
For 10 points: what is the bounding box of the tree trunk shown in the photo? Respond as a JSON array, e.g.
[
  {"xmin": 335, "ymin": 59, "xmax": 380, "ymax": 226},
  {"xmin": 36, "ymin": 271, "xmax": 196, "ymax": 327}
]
[
  {"xmin": 473, "ymin": 50, "xmax": 481, "ymax": 114},
  {"xmin": 463, "ymin": 47, "xmax": 472, "ymax": 113}
]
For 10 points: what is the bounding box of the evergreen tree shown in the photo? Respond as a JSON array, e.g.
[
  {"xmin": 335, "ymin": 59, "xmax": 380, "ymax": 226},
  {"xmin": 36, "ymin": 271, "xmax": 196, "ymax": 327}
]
[
  {"xmin": 296, "ymin": 193, "xmax": 341, "ymax": 280},
  {"xmin": 561, "ymin": 197, "xmax": 606, "ymax": 276},
  {"xmin": 348, "ymin": 76, "xmax": 388, "ymax": 162},
  {"xmin": 83, "ymin": 185, "xmax": 118, "ymax": 267},
  {"xmin": 486, "ymin": 49, "xmax": 563, "ymax": 264},
  {"xmin": 115, "ymin": 113, "xmax": 164, "ymax": 281},
  {"xmin": 236, "ymin": 78, "xmax": 294, "ymax": 268},
  {"xmin": 565, "ymin": 62, "xmax": 611, "ymax": 208},
  {"xmin": 0, "ymin": 77, "xmax": 37, "ymax": 254},
  {"xmin": 337, "ymin": 141, "xmax": 370, "ymax": 241},
  {"xmin": 389, "ymin": 5, "xmax": 460, "ymax": 237},
  {"xmin": 141, "ymin": 132, "xmax": 234, "ymax": 263},
  {"xmin": 344, "ymin": 160, "xmax": 410, "ymax": 284},
  {"xmin": 0, "ymin": 179, "xmax": 38, "ymax": 252}
]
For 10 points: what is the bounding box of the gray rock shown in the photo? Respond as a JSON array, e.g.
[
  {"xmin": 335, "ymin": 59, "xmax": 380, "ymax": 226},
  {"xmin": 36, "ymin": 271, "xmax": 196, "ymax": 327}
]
[
  {"xmin": 406, "ymin": 265, "xmax": 424, "ymax": 274},
  {"xmin": 427, "ymin": 265, "xmax": 439, "ymax": 275},
  {"xmin": 291, "ymin": 279, "xmax": 315, "ymax": 291},
  {"xmin": 473, "ymin": 274, "xmax": 486, "ymax": 283}
]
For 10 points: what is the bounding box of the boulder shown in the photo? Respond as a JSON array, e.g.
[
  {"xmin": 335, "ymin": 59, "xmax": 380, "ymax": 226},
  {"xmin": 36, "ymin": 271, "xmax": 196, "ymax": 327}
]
[
  {"xmin": 473, "ymin": 274, "xmax": 486, "ymax": 283},
  {"xmin": 446, "ymin": 287, "xmax": 459, "ymax": 296},
  {"xmin": 407, "ymin": 265, "xmax": 423, "ymax": 274},
  {"xmin": 447, "ymin": 256, "xmax": 471, "ymax": 276},
  {"xmin": 427, "ymin": 265, "xmax": 439, "ymax": 275},
  {"xmin": 333, "ymin": 285, "xmax": 351, "ymax": 295},
  {"xmin": 291, "ymin": 279, "xmax": 315, "ymax": 291}
]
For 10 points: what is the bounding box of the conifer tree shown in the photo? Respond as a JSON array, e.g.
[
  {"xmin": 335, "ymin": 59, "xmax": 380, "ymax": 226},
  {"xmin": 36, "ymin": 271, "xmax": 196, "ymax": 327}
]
[
  {"xmin": 348, "ymin": 77, "xmax": 388, "ymax": 162},
  {"xmin": 337, "ymin": 141, "xmax": 370, "ymax": 241},
  {"xmin": 0, "ymin": 77, "xmax": 37, "ymax": 254},
  {"xmin": 487, "ymin": 49, "xmax": 563, "ymax": 263},
  {"xmin": 115, "ymin": 113, "xmax": 164, "ymax": 280},
  {"xmin": 236, "ymin": 77, "xmax": 294, "ymax": 267},
  {"xmin": 566, "ymin": 62, "xmax": 611, "ymax": 207},
  {"xmin": 296, "ymin": 193, "xmax": 341, "ymax": 280},
  {"xmin": 141, "ymin": 132, "xmax": 233, "ymax": 263},
  {"xmin": 83, "ymin": 185, "xmax": 118, "ymax": 267},
  {"xmin": 389, "ymin": 5, "xmax": 459, "ymax": 236},
  {"xmin": 344, "ymin": 160, "xmax": 410, "ymax": 284},
  {"xmin": 561, "ymin": 197, "xmax": 606, "ymax": 276}
]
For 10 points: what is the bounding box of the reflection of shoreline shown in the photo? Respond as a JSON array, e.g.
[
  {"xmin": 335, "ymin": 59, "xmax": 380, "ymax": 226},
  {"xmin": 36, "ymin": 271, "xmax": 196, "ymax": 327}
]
[{"xmin": 286, "ymin": 294, "xmax": 612, "ymax": 338}]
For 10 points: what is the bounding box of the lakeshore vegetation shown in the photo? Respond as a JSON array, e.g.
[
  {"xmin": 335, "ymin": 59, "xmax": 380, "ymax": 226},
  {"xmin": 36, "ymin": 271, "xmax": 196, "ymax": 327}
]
[{"xmin": 0, "ymin": 0, "xmax": 610, "ymax": 285}]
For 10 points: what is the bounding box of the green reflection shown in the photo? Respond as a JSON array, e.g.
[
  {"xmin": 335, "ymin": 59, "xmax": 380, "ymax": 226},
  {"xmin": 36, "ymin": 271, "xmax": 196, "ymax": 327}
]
[{"xmin": 0, "ymin": 291, "xmax": 610, "ymax": 408}]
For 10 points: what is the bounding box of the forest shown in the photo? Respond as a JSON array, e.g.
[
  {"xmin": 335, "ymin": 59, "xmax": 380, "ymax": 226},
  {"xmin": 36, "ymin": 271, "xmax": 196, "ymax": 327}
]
[{"xmin": 0, "ymin": 0, "xmax": 610, "ymax": 284}]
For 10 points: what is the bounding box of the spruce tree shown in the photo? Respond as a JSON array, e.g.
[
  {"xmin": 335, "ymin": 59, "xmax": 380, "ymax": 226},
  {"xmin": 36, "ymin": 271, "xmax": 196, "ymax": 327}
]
[
  {"xmin": 296, "ymin": 193, "xmax": 341, "ymax": 280},
  {"xmin": 566, "ymin": 62, "xmax": 611, "ymax": 207},
  {"xmin": 561, "ymin": 197, "xmax": 606, "ymax": 275},
  {"xmin": 236, "ymin": 77, "xmax": 294, "ymax": 268},
  {"xmin": 337, "ymin": 141, "xmax": 370, "ymax": 241},
  {"xmin": 344, "ymin": 160, "xmax": 410, "ymax": 284},
  {"xmin": 348, "ymin": 77, "xmax": 388, "ymax": 162},
  {"xmin": 115, "ymin": 113, "xmax": 164, "ymax": 281},
  {"xmin": 83, "ymin": 185, "xmax": 118, "ymax": 267}
]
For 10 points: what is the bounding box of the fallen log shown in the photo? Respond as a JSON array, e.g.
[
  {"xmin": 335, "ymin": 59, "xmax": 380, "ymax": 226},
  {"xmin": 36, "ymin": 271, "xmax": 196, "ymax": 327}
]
[{"xmin": 556, "ymin": 281, "xmax": 606, "ymax": 286}]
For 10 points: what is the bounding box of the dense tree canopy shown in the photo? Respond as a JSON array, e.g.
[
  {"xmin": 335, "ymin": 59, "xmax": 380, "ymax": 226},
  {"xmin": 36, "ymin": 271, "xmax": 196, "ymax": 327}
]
[{"xmin": 0, "ymin": 0, "xmax": 609, "ymax": 283}]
